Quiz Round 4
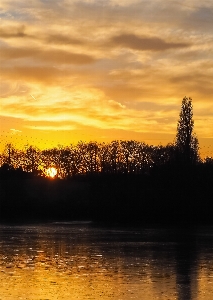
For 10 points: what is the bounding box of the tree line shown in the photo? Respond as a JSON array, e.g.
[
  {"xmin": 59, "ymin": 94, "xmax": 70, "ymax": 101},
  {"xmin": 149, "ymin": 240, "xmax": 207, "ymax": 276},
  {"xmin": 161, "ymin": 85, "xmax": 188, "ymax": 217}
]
[
  {"xmin": 0, "ymin": 140, "xmax": 178, "ymax": 178},
  {"xmin": 0, "ymin": 97, "xmax": 213, "ymax": 224},
  {"xmin": 0, "ymin": 97, "xmax": 212, "ymax": 179}
]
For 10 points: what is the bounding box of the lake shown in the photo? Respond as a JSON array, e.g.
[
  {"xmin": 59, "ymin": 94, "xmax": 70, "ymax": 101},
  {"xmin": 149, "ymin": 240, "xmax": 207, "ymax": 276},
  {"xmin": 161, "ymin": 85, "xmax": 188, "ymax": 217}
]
[{"xmin": 0, "ymin": 223, "xmax": 213, "ymax": 300}]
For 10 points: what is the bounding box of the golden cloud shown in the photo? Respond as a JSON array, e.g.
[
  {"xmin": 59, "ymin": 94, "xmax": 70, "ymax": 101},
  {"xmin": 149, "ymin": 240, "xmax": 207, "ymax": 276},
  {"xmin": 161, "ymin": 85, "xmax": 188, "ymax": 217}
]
[
  {"xmin": 109, "ymin": 34, "xmax": 191, "ymax": 51},
  {"xmin": 0, "ymin": 0, "xmax": 212, "ymax": 153},
  {"xmin": 0, "ymin": 47, "xmax": 96, "ymax": 64},
  {"xmin": 0, "ymin": 24, "xmax": 27, "ymax": 38}
]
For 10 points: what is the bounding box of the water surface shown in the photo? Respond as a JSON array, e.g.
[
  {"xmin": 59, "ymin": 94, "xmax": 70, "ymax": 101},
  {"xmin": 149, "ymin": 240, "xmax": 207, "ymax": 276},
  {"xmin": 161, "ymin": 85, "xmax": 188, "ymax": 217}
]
[{"xmin": 0, "ymin": 223, "xmax": 213, "ymax": 299}]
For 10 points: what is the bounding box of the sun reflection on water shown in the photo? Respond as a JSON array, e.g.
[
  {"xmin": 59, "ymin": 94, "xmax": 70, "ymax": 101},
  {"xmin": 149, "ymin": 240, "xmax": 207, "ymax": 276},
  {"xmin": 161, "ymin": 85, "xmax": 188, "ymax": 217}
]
[{"xmin": 0, "ymin": 225, "xmax": 213, "ymax": 299}]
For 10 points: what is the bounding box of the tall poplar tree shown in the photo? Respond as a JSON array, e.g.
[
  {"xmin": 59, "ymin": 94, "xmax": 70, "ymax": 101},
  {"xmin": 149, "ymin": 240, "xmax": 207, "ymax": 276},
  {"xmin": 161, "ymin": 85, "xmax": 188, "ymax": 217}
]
[{"xmin": 175, "ymin": 97, "xmax": 199, "ymax": 165}]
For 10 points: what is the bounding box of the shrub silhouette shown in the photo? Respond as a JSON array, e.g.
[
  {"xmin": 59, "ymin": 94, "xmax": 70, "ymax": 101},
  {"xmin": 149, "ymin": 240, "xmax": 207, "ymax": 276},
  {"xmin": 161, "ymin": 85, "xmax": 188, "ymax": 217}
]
[{"xmin": 0, "ymin": 97, "xmax": 212, "ymax": 224}]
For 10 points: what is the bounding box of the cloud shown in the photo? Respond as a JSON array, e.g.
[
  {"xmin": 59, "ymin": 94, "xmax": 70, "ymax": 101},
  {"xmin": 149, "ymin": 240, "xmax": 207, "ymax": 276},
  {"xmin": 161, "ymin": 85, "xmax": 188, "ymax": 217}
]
[
  {"xmin": 0, "ymin": 0, "xmax": 213, "ymax": 151},
  {"xmin": 0, "ymin": 47, "xmax": 96, "ymax": 64},
  {"xmin": 0, "ymin": 24, "xmax": 27, "ymax": 38},
  {"xmin": 0, "ymin": 83, "xmax": 145, "ymax": 130},
  {"xmin": 45, "ymin": 34, "xmax": 83, "ymax": 45},
  {"xmin": 26, "ymin": 125, "xmax": 76, "ymax": 131},
  {"xmin": 39, "ymin": 49, "xmax": 96, "ymax": 64},
  {"xmin": 109, "ymin": 33, "xmax": 190, "ymax": 51},
  {"xmin": 10, "ymin": 128, "xmax": 22, "ymax": 134},
  {"xmin": 0, "ymin": 24, "xmax": 84, "ymax": 46},
  {"xmin": 184, "ymin": 6, "xmax": 213, "ymax": 32},
  {"xmin": 1, "ymin": 66, "xmax": 69, "ymax": 83},
  {"xmin": 0, "ymin": 83, "xmax": 183, "ymax": 136},
  {"xmin": 169, "ymin": 72, "xmax": 213, "ymax": 98}
]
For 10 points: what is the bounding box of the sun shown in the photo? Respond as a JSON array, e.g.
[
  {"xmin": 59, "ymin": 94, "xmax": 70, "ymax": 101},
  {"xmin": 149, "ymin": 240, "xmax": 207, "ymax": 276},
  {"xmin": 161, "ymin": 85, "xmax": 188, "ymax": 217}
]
[{"xmin": 46, "ymin": 167, "xmax": 57, "ymax": 178}]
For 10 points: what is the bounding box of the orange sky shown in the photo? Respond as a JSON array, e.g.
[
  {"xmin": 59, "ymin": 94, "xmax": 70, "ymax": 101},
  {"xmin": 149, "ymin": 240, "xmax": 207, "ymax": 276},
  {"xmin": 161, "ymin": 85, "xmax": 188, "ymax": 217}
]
[{"xmin": 0, "ymin": 0, "xmax": 213, "ymax": 158}]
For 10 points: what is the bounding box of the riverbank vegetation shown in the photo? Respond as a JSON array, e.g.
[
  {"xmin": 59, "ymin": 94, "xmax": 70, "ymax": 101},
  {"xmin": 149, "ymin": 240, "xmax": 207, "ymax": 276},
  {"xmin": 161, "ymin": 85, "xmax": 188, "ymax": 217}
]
[{"xmin": 0, "ymin": 97, "xmax": 213, "ymax": 224}]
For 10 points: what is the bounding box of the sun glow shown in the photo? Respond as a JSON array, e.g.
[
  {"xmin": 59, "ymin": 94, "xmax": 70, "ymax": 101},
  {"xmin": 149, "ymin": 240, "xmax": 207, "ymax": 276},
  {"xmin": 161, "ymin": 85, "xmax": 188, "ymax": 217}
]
[{"xmin": 46, "ymin": 167, "xmax": 57, "ymax": 178}]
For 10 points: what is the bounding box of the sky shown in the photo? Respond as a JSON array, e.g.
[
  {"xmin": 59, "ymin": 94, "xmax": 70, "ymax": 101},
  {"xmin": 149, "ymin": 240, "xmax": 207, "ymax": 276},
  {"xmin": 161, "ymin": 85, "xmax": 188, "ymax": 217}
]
[{"xmin": 0, "ymin": 0, "xmax": 213, "ymax": 158}]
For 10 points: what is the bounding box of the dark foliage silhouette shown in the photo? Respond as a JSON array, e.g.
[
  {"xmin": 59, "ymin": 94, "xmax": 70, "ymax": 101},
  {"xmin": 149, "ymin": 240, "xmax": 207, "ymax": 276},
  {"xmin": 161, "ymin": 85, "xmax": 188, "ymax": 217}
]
[
  {"xmin": 0, "ymin": 141, "xmax": 177, "ymax": 178},
  {"xmin": 175, "ymin": 97, "xmax": 199, "ymax": 165},
  {"xmin": 0, "ymin": 97, "xmax": 213, "ymax": 224}
]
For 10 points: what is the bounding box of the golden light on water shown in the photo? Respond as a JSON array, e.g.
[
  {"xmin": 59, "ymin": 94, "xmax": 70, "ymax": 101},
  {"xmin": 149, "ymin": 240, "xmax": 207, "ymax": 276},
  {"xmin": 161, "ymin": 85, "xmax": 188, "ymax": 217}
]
[
  {"xmin": 46, "ymin": 167, "xmax": 57, "ymax": 178},
  {"xmin": 1, "ymin": 225, "xmax": 213, "ymax": 300}
]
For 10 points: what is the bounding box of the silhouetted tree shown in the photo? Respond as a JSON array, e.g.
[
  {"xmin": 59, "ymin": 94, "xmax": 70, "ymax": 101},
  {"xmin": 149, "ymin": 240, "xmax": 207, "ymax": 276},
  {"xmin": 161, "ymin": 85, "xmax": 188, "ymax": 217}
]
[
  {"xmin": 23, "ymin": 145, "xmax": 41, "ymax": 173},
  {"xmin": 2, "ymin": 144, "xmax": 14, "ymax": 167},
  {"xmin": 175, "ymin": 97, "xmax": 199, "ymax": 165},
  {"xmin": 99, "ymin": 143, "xmax": 110, "ymax": 173},
  {"xmin": 109, "ymin": 141, "xmax": 121, "ymax": 173},
  {"xmin": 204, "ymin": 157, "xmax": 213, "ymax": 165}
]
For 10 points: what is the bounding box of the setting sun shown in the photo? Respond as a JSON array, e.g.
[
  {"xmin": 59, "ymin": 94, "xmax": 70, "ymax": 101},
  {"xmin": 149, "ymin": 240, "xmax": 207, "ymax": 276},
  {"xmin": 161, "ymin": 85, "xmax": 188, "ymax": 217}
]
[{"xmin": 46, "ymin": 167, "xmax": 57, "ymax": 178}]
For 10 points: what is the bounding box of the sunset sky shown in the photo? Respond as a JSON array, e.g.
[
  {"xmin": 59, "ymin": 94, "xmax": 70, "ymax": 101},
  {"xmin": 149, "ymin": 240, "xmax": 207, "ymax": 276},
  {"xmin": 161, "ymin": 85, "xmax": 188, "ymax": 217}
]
[{"xmin": 0, "ymin": 0, "xmax": 213, "ymax": 157}]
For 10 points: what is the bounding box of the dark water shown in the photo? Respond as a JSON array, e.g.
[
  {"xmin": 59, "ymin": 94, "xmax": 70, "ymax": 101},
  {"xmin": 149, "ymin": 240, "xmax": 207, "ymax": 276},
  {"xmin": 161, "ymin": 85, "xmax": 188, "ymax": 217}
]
[{"xmin": 0, "ymin": 223, "xmax": 213, "ymax": 300}]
